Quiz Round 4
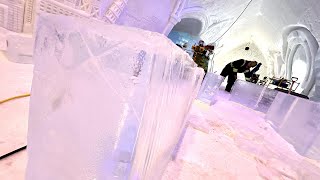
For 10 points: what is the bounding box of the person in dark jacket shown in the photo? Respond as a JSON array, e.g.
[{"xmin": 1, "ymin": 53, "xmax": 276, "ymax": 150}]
[{"xmin": 220, "ymin": 59, "xmax": 258, "ymax": 92}]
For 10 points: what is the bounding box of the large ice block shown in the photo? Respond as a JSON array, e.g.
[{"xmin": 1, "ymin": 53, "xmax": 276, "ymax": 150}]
[
  {"xmin": 306, "ymin": 134, "xmax": 320, "ymax": 160},
  {"xmin": 266, "ymin": 93, "xmax": 320, "ymax": 156},
  {"xmin": 197, "ymin": 72, "xmax": 224, "ymax": 103},
  {"xmin": 230, "ymin": 80, "xmax": 278, "ymax": 113},
  {"xmin": 27, "ymin": 14, "xmax": 203, "ymax": 180},
  {"xmin": 265, "ymin": 93, "xmax": 297, "ymax": 129}
]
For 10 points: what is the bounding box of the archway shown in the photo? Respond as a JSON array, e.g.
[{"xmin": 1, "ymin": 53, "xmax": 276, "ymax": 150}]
[
  {"xmin": 282, "ymin": 25, "xmax": 319, "ymax": 95},
  {"xmin": 213, "ymin": 42, "xmax": 268, "ymax": 79},
  {"xmin": 168, "ymin": 18, "xmax": 203, "ymax": 48}
]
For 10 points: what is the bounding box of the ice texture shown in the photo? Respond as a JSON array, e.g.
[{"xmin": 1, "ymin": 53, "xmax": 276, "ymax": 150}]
[
  {"xmin": 265, "ymin": 93, "xmax": 297, "ymax": 130},
  {"xmin": 163, "ymin": 100, "xmax": 320, "ymax": 179},
  {"xmin": 230, "ymin": 80, "xmax": 278, "ymax": 113},
  {"xmin": 197, "ymin": 72, "xmax": 224, "ymax": 103},
  {"xmin": 27, "ymin": 14, "xmax": 203, "ymax": 180},
  {"xmin": 310, "ymin": 48, "xmax": 320, "ymax": 101},
  {"xmin": 227, "ymin": 80, "xmax": 320, "ymax": 160},
  {"xmin": 266, "ymin": 93, "xmax": 320, "ymax": 157}
]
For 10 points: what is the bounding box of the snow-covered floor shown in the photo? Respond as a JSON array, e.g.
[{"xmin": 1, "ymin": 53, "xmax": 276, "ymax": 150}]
[
  {"xmin": 162, "ymin": 100, "xmax": 320, "ymax": 179},
  {"xmin": 1, "ymin": 52, "xmax": 320, "ymax": 179},
  {"xmin": 0, "ymin": 52, "xmax": 32, "ymax": 179}
]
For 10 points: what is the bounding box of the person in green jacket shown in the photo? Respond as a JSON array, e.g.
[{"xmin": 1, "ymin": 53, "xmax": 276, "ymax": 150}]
[{"xmin": 192, "ymin": 40, "xmax": 213, "ymax": 74}]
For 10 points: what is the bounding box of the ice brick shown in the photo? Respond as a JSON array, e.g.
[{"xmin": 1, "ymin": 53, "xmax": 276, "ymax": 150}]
[
  {"xmin": 230, "ymin": 80, "xmax": 278, "ymax": 113},
  {"xmin": 197, "ymin": 72, "xmax": 224, "ymax": 103},
  {"xmin": 306, "ymin": 134, "xmax": 320, "ymax": 160},
  {"xmin": 27, "ymin": 14, "xmax": 203, "ymax": 180},
  {"xmin": 266, "ymin": 93, "xmax": 320, "ymax": 156},
  {"xmin": 265, "ymin": 93, "xmax": 297, "ymax": 129}
]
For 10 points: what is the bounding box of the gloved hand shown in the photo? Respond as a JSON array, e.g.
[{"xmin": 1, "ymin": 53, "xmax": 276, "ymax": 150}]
[{"xmin": 251, "ymin": 63, "xmax": 262, "ymax": 74}]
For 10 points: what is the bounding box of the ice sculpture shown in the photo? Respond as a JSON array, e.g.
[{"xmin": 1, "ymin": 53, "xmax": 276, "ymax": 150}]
[
  {"xmin": 230, "ymin": 80, "xmax": 278, "ymax": 113},
  {"xmin": 197, "ymin": 72, "xmax": 224, "ymax": 103},
  {"xmin": 310, "ymin": 48, "xmax": 320, "ymax": 102},
  {"xmin": 27, "ymin": 14, "xmax": 203, "ymax": 180},
  {"xmin": 281, "ymin": 25, "xmax": 319, "ymax": 96}
]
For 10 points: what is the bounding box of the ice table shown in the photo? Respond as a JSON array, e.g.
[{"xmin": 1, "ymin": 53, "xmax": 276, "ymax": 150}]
[
  {"xmin": 27, "ymin": 14, "xmax": 203, "ymax": 180},
  {"xmin": 229, "ymin": 80, "xmax": 278, "ymax": 113},
  {"xmin": 197, "ymin": 72, "xmax": 224, "ymax": 104}
]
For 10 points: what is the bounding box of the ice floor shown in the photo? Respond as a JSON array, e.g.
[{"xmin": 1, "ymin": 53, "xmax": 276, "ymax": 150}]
[
  {"xmin": 1, "ymin": 52, "xmax": 320, "ymax": 179},
  {"xmin": 163, "ymin": 100, "xmax": 320, "ymax": 179},
  {"xmin": 0, "ymin": 52, "xmax": 32, "ymax": 179}
]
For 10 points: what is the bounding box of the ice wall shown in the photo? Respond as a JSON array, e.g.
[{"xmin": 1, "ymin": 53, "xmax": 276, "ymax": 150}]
[
  {"xmin": 228, "ymin": 80, "xmax": 320, "ymax": 160},
  {"xmin": 266, "ymin": 93, "xmax": 320, "ymax": 157},
  {"xmin": 27, "ymin": 14, "xmax": 203, "ymax": 180},
  {"xmin": 310, "ymin": 49, "xmax": 320, "ymax": 101}
]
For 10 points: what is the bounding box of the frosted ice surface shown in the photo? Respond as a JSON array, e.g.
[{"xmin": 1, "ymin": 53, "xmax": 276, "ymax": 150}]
[
  {"xmin": 27, "ymin": 14, "xmax": 203, "ymax": 180},
  {"xmin": 306, "ymin": 134, "xmax": 320, "ymax": 161},
  {"xmin": 228, "ymin": 80, "xmax": 320, "ymax": 159},
  {"xmin": 163, "ymin": 100, "xmax": 320, "ymax": 179},
  {"xmin": 197, "ymin": 72, "xmax": 224, "ymax": 103},
  {"xmin": 6, "ymin": 34, "xmax": 34, "ymax": 64},
  {"xmin": 265, "ymin": 93, "xmax": 297, "ymax": 129},
  {"xmin": 266, "ymin": 93, "xmax": 320, "ymax": 157},
  {"xmin": 230, "ymin": 80, "xmax": 278, "ymax": 113}
]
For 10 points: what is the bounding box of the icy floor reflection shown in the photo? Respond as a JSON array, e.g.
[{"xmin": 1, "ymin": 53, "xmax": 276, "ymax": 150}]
[{"xmin": 163, "ymin": 100, "xmax": 320, "ymax": 180}]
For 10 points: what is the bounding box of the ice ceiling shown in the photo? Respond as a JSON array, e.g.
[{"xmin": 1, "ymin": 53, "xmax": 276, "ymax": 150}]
[{"xmin": 182, "ymin": 0, "xmax": 320, "ymax": 53}]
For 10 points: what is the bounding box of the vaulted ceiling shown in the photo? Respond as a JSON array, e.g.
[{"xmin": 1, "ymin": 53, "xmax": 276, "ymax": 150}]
[
  {"xmin": 176, "ymin": 0, "xmax": 320, "ymax": 80},
  {"xmin": 180, "ymin": 0, "xmax": 320, "ymax": 55}
]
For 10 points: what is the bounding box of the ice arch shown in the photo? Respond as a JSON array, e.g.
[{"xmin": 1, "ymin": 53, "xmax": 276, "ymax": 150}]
[
  {"xmin": 282, "ymin": 25, "xmax": 319, "ymax": 95},
  {"xmin": 171, "ymin": 18, "xmax": 203, "ymax": 37},
  {"xmin": 213, "ymin": 42, "xmax": 268, "ymax": 78},
  {"xmin": 168, "ymin": 17, "xmax": 202, "ymax": 46}
]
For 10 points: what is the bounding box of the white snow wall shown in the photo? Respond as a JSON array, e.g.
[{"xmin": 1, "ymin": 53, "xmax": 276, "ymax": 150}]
[
  {"xmin": 260, "ymin": 0, "xmax": 320, "ymax": 99},
  {"xmin": 116, "ymin": 0, "xmax": 177, "ymax": 33},
  {"xmin": 26, "ymin": 14, "xmax": 204, "ymax": 180}
]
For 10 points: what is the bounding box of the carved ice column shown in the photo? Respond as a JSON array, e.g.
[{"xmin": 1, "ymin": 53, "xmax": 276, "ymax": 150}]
[
  {"xmin": 310, "ymin": 49, "xmax": 320, "ymax": 101},
  {"xmin": 103, "ymin": 0, "xmax": 128, "ymax": 23},
  {"xmin": 23, "ymin": 0, "xmax": 36, "ymax": 33},
  {"xmin": 162, "ymin": 0, "xmax": 186, "ymax": 35}
]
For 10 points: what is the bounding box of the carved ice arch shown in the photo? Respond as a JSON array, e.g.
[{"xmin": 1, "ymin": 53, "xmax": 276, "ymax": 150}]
[
  {"xmin": 179, "ymin": 7, "xmax": 208, "ymax": 36},
  {"xmin": 282, "ymin": 25, "xmax": 319, "ymax": 95}
]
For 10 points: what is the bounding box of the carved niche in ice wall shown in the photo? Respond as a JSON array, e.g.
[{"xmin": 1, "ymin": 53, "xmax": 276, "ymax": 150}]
[{"xmin": 282, "ymin": 25, "xmax": 319, "ymax": 95}]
